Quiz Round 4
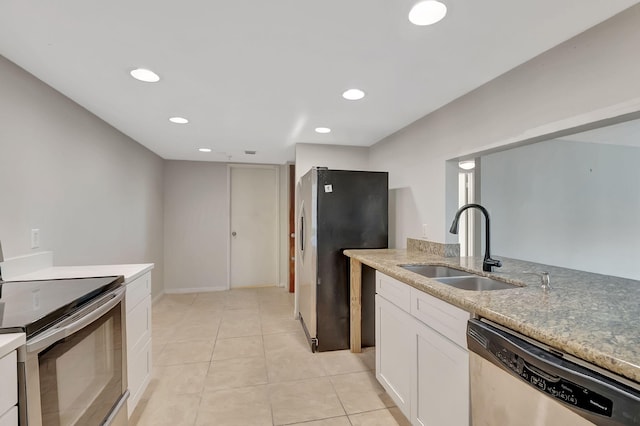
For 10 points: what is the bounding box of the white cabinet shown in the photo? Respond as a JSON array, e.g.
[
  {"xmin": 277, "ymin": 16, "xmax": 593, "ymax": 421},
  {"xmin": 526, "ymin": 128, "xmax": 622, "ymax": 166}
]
[
  {"xmin": 413, "ymin": 319, "xmax": 469, "ymax": 426},
  {"xmin": 375, "ymin": 272, "xmax": 470, "ymax": 426},
  {"xmin": 0, "ymin": 407, "xmax": 17, "ymax": 426},
  {"xmin": 0, "ymin": 350, "xmax": 18, "ymax": 426},
  {"xmin": 125, "ymin": 271, "xmax": 152, "ymax": 417},
  {"xmin": 376, "ymin": 294, "xmax": 413, "ymax": 417}
]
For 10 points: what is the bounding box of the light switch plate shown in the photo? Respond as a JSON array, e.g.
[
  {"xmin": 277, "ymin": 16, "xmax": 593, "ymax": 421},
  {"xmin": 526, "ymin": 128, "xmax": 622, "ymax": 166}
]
[{"xmin": 31, "ymin": 228, "xmax": 40, "ymax": 249}]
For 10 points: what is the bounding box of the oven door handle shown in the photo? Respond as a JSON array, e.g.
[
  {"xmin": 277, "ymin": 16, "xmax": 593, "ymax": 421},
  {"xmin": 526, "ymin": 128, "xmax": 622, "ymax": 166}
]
[{"xmin": 26, "ymin": 287, "xmax": 125, "ymax": 353}]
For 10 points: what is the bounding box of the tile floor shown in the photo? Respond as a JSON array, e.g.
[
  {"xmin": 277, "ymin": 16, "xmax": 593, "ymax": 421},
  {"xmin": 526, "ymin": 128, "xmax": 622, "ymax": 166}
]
[{"xmin": 130, "ymin": 287, "xmax": 411, "ymax": 426}]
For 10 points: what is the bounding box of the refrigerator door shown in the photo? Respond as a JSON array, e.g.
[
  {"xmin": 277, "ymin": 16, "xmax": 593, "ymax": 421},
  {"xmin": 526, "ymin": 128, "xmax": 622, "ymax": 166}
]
[
  {"xmin": 315, "ymin": 169, "xmax": 388, "ymax": 351},
  {"xmin": 297, "ymin": 168, "xmax": 318, "ymax": 349}
]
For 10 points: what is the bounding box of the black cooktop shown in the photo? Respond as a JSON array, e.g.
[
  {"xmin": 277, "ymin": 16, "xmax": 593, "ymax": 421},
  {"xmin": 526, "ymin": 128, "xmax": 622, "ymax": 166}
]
[{"xmin": 0, "ymin": 276, "xmax": 124, "ymax": 338}]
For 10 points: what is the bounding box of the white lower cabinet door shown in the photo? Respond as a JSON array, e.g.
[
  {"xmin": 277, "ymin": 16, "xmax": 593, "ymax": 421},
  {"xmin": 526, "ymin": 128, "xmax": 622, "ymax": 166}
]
[
  {"xmin": 376, "ymin": 294, "xmax": 413, "ymax": 419},
  {"xmin": 0, "ymin": 406, "xmax": 17, "ymax": 426},
  {"xmin": 413, "ymin": 320, "xmax": 469, "ymax": 426}
]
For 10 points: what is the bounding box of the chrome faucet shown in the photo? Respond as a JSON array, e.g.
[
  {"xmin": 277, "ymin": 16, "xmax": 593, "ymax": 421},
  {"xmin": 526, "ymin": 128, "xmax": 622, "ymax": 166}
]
[{"xmin": 449, "ymin": 203, "xmax": 502, "ymax": 272}]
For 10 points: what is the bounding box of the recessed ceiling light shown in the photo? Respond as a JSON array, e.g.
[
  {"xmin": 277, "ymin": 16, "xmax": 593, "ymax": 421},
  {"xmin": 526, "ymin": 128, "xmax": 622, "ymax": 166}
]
[
  {"xmin": 198, "ymin": 148, "xmax": 212, "ymax": 153},
  {"xmin": 409, "ymin": 1, "xmax": 447, "ymax": 26},
  {"xmin": 130, "ymin": 68, "xmax": 160, "ymax": 83},
  {"xmin": 315, "ymin": 127, "xmax": 331, "ymax": 134},
  {"xmin": 342, "ymin": 89, "xmax": 366, "ymax": 101},
  {"xmin": 169, "ymin": 117, "xmax": 189, "ymax": 124},
  {"xmin": 459, "ymin": 160, "xmax": 475, "ymax": 170}
]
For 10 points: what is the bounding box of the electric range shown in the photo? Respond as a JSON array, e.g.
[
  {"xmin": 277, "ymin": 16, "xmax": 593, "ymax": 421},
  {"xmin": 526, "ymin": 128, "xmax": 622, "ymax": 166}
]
[{"xmin": 0, "ymin": 275, "xmax": 124, "ymax": 338}]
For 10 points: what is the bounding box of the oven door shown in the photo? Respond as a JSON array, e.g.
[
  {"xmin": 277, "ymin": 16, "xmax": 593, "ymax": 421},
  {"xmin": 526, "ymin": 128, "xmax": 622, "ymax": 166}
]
[{"xmin": 19, "ymin": 287, "xmax": 128, "ymax": 426}]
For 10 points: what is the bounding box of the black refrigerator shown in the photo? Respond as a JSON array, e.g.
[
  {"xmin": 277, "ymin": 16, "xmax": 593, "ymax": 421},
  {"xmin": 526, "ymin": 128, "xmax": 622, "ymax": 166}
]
[{"xmin": 297, "ymin": 167, "xmax": 388, "ymax": 352}]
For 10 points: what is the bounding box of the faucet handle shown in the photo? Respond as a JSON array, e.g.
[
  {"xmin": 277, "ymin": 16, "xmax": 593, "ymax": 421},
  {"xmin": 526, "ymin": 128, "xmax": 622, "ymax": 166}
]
[
  {"xmin": 523, "ymin": 271, "xmax": 552, "ymax": 292},
  {"xmin": 483, "ymin": 258, "xmax": 502, "ymax": 272}
]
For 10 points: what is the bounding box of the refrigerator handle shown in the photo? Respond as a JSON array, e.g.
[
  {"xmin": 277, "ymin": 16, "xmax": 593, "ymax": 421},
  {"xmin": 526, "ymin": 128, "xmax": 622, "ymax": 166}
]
[{"xmin": 300, "ymin": 215, "xmax": 305, "ymax": 252}]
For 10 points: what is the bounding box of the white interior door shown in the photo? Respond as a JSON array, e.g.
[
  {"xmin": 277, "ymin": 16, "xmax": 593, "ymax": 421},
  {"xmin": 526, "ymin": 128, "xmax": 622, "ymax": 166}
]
[{"xmin": 230, "ymin": 166, "xmax": 279, "ymax": 288}]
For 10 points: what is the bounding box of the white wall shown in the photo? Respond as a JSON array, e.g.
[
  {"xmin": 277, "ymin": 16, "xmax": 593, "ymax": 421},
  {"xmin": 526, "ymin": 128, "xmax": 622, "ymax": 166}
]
[
  {"xmin": 482, "ymin": 139, "xmax": 640, "ymax": 280},
  {"xmin": 0, "ymin": 55, "xmax": 165, "ymax": 297},
  {"xmin": 163, "ymin": 161, "xmax": 229, "ymax": 292},
  {"xmin": 164, "ymin": 161, "xmax": 292, "ymax": 292},
  {"xmin": 295, "ymin": 143, "xmax": 371, "ymax": 183},
  {"xmin": 369, "ymin": 5, "xmax": 640, "ymax": 250},
  {"xmin": 279, "ymin": 163, "xmax": 292, "ymax": 288}
]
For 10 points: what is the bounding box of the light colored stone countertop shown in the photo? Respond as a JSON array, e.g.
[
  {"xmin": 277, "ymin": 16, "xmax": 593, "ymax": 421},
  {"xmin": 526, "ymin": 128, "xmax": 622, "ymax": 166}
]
[
  {"xmin": 344, "ymin": 248, "xmax": 640, "ymax": 384},
  {"xmin": 9, "ymin": 263, "xmax": 154, "ymax": 284},
  {"xmin": 0, "ymin": 333, "xmax": 25, "ymax": 358}
]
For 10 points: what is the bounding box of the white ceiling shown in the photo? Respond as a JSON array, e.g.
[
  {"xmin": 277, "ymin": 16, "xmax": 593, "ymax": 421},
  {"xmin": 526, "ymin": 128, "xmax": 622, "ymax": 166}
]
[{"xmin": 1, "ymin": 1, "xmax": 638, "ymax": 164}]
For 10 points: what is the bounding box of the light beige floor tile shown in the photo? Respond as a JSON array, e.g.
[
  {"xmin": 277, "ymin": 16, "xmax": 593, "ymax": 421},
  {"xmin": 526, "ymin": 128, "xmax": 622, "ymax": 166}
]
[
  {"xmin": 152, "ymin": 326, "xmax": 176, "ymax": 345},
  {"xmin": 317, "ymin": 349, "xmax": 371, "ymax": 376},
  {"xmin": 213, "ymin": 335, "xmax": 264, "ymax": 360},
  {"xmin": 260, "ymin": 305, "xmax": 295, "ymax": 319},
  {"xmin": 330, "ymin": 371, "xmax": 395, "ymax": 414},
  {"xmin": 182, "ymin": 306, "xmax": 224, "ymax": 324},
  {"xmin": 348, "ymin": 408, "xmax": 411, "ymax": 426},
  {"xmin": 221, "ymin": 308, "xmax": 261, "ymax": 321},
  {"xmin": 168, "ymin": 322, "xmax": 219, "ymax": 342},
  {"xmin": 154, "ymin": 340, "xmax": 215, "ymax": 366},
  {"xmin": 152, "ymin": 342, "xmax": 165, "ymax": 360},
  {"xmin": 189, "ymin": 299, "xmax": 225, "ymax": 316},
  {"xmin": 269, "ymin": 377, "xmax": 345, "ymax": 425},
  {"xmin": 132, "ymin": 393, "xmax": 200, "ymax": 426},
  {"xmin": 151, "ymin": 362, "xmax": 209, "ymax": 395},
  {"xmin": 152, "ymin": 310, "xmax": 186, "ymax": 328},
  {"xmin": 288, "ymin": 417, "xmax": 352, "ymax": 426},
  {"xmin": 266, "ymin": 352, "xmax": 327, "ymax": 383},
  {"xmin": 193, "ymin": 291, "xmax": 228, "ymax": 302},
  {"xmin": 217, "ymin": 317, "xmax": 262, "ymax": 338},
  {"xmin": 261, "ymin": 316, "xmax": 302, "ymax": 335},
  {"xmin": 224, "ymin": 291, "xmax": 260, "ymax": 310},
  {"xmin": 264, "ymin": 331, "xmax": 311, "ymax": 357},
  {"xmin": 204, "ymin": 357, "xmax": 268, "ymax": 391},
  {"xmin": 196, "ymin": 385, "xmax": 272, "ymax": 426},
  {"xmin": 159, "ymin": 293, "xmax": 197, "ymax": 306},
  {"xmin": 361, "ymin": 347, "xmax": 376, "ymax": 371}
]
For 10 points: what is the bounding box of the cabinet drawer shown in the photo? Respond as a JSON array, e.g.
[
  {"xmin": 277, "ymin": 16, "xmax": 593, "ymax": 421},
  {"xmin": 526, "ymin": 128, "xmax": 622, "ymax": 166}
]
[
  {"xmin": 410, "ymin": 287, "xmax": 469, "ymax": 348},
  {"xmin": 0, "ymin": 406, "xmax": 17, "ymax": 426},
  {"xmin": 127, "ymin": 295, "xmax": 151, "ymax": 353},
  {"xmin": 376, "ymin": 272, "xmax": 411, "ymax": 313},
  {"xmin": 126, "ymin": 272, "xmax": 151, "ymax": 312},
  {"xmin": 0, "ymin": 351, "xmax": 17, "ymax": 416}
]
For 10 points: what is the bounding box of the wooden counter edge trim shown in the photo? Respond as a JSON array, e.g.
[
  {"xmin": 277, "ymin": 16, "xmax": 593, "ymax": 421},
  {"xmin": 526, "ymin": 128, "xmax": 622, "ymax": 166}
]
[{"xmin": 350, "ymin": 257, "xmax": 362, "ymax": 353}]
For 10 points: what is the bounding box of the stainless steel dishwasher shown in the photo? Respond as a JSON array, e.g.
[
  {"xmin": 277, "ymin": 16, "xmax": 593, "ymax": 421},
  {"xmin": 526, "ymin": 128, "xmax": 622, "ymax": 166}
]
[{"xmin": 467, "ymin": 319, "xmax": 640, "ymax": 425}]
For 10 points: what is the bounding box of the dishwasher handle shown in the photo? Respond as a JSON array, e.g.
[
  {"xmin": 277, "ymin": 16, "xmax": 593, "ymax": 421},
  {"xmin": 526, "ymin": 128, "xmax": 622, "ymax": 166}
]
[{"xmin": 467, "ymin": 319, "xmax": 640, "ymax": 425}]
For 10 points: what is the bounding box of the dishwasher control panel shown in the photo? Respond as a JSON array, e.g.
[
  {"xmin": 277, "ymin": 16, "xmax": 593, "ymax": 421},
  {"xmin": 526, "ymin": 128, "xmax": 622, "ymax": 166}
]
[
  {"xmin": 492, "ymin": 343, "xmax": 613, "ymax": 416},
  {"xmin": 467, "ymin": 319, "xmax": 640, "ymax": 425}
]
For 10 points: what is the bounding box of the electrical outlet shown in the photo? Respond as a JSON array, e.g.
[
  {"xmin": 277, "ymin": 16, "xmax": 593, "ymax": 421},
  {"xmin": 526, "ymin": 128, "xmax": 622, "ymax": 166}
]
[
  {"xmin": 422, "ymin": 224, "xmax": 428, "ymax": 238},
  {"xmin": 31, "ymin": 228, "xmax": 40, "ymax": 249}
]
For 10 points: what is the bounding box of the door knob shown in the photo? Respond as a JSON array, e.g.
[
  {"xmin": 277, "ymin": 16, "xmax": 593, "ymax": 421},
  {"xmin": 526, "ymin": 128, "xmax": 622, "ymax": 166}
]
[
  {"xmin": 232, "ymin": 231, "xmax": 237, "ymax": 237},
  {"xmin": 290, "ymin": 233, "xmax": 295, "ymax": 238}
]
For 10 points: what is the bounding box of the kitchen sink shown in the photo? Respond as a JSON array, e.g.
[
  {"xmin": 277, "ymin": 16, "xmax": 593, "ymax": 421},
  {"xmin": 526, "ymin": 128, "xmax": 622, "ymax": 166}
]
[
  {"xmin": 399, "ymin": 264, "xmax": 518, "ymax": 291},
  {"xmin": 399, "ymin": 264, "xmax": 471, "ymax": 278},
  {"xmin": 434, "ymin": 276, "xmax": 517, "ymax": 291}
]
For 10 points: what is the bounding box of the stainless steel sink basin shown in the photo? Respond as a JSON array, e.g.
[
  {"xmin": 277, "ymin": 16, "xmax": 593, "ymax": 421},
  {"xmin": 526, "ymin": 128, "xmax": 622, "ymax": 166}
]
[
  {"xmin": 399, "ymin": 264, "xmax": 471, "ymax": 278},
  {"xmin": 434, "ymin": 276, "xmax": 517, "ymax": 291},
  {"xmin": 399, "ymin": 264, "xmax": 519, "ymax": 291}
]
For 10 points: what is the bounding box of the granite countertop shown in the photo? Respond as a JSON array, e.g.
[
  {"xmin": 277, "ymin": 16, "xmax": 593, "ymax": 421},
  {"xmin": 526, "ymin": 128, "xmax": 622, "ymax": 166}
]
[{"xmin": 344, "ymin": 247, "xmax": 640, "ymax": 384}]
